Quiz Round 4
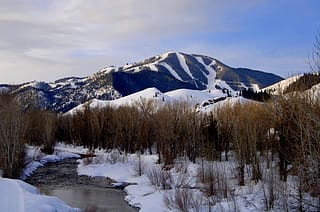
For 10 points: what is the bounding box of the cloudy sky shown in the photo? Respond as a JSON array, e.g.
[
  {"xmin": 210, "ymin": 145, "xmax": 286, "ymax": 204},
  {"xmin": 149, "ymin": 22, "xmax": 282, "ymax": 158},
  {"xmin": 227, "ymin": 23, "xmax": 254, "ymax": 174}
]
[{"xmin": 0, "ymin": 0, "xmax": 319, "ymax": 83}]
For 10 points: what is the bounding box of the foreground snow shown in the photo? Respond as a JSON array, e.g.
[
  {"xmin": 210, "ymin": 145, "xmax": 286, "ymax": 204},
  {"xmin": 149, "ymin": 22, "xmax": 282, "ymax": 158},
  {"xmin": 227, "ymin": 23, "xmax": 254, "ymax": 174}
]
[
  {"xmin": 0, "ymin": 177, "xmax": 80, "ymax": 212},
  {"xmin": 0, "ymin": 145, "xmax": 81, "ymax": 212}
]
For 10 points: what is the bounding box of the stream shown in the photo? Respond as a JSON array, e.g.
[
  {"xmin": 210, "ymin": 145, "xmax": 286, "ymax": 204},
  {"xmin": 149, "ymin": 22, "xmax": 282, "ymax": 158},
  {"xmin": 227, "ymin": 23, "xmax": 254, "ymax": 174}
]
[{"xmin": 26, "ymin": 158, "xmax": 138, "ymax": 212}]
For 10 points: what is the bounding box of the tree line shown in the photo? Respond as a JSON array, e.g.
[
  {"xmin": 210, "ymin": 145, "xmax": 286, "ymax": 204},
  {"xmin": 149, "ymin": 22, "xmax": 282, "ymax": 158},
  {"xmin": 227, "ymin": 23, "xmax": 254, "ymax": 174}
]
[{"xmin": 1, "ymin": 92, "xmax": 319, "ymax": 195}]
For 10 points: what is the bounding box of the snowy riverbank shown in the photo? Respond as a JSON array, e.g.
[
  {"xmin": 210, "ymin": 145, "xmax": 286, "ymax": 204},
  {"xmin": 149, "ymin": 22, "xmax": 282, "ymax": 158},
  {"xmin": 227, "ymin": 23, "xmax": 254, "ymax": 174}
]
[
  {"xmin": 1, "ymin": 143, "xmax": 318, "ymax": 211},
  {"xmin": 0, "ymin": 177, "xmax": 81, "ymax": 212},
  {"xmin": 0, "ymin": 145, "xmax": 81, "ymax": 212}
]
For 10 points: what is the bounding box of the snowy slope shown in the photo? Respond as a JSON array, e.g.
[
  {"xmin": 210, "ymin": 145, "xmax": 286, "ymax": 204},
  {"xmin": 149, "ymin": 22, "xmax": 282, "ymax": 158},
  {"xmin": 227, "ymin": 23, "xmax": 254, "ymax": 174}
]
[
  {"xmin": 176, "ymin": 52, "xmax": 194, "ymax": 79},
  {"xmin": 66, "ymin": 85, "xmax": 259, "ymax": 115},
  {"xmin": 199, "ymin": 96, "xmax": 254, "ymax": 113},
  {"xmin": 165, "ymin": 88, "xmax": 225, "ymax": 103},
  {"xmin": 307, "ymin": 82, "xmax": 320, "ymax": 100},
  {"xmin": 66, "ymin": 87, "xmax": 231, "ymax": 115},
  {"xmin": 159, "ymin": 62, "xmax": 183, "ymax": 81},
  {"xmin": 195, "ymin": 55, "xmax": 217, "ymax": 89},
  {"xmin": 67, "ymin": 87, "xmax": 169, "ymax": 115},
  {"xmin": 261, "ymin": 75, "xmax": 302, "ymax": 95}
]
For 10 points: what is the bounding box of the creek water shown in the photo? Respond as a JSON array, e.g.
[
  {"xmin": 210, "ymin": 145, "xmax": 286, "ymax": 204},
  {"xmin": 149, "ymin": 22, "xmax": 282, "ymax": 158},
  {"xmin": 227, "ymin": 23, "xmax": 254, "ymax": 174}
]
[{"xmin": 26, "ymin": 158, "xmax": 138, "ymax": 212}]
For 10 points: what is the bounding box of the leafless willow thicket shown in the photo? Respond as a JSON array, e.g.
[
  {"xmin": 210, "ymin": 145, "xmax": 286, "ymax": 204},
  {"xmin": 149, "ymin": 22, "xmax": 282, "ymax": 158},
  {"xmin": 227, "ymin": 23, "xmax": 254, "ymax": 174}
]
[{"xmin": 0, "ymin": 94, "xmax": 26, "ymax": 178}]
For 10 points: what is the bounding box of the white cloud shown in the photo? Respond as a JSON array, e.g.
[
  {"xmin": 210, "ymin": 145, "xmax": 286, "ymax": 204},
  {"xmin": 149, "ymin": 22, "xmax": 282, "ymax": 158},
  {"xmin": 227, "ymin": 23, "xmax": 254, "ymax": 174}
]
[{"xmin": 0, "ymin": 0, "xmax": 310, "ymax": 83}]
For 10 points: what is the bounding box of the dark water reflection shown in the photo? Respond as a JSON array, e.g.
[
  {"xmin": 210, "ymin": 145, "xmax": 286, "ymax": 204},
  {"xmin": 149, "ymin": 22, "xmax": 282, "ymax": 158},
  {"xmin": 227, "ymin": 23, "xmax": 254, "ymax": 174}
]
[
  {"xmin": 40, "ymin": 186, "xmax": 137, "ymax": 212},
  {"xmin": 26, "ymin": 158, "xmax": 138, "ymax": 212}
]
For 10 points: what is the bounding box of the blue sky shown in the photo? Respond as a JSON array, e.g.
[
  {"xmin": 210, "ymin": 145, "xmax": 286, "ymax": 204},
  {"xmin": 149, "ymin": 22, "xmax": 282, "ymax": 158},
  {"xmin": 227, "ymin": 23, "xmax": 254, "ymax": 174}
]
[{"xmin": 0, "ymin": 0, "xmax": 319, "ymax": 83}]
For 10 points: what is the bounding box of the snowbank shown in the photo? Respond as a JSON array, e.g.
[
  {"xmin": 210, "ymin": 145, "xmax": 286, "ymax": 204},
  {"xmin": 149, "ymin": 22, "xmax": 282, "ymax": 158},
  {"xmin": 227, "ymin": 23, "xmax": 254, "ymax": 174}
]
[
  {"xmin": 0, "ymin": 144, "xmax": 83, "ymax": 212},
  {"xmin": 0, "ymin": 178, "xmax": 80, "ymax": 212},
  {"xmin": 77, "ymin": 151, "xmax": 166, "ymax": 211},
  {"xmin": 22, "ymin": 145, "xmax": 80, "ymax": 180}
]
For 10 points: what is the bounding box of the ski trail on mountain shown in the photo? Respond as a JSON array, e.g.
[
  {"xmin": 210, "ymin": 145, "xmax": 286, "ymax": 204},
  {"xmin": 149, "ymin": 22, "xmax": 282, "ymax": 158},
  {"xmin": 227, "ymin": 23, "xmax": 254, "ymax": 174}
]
[
  {"xmin": 159, "ymin": 62, "xmax": 183, "ymax": 81},
  {"xmin": 195, "ymin": 56, "xmax": 217, "ymax": 90},
  {"xmin": 176, "ymin": 53, "xmax": 194, "ymax": 79}
]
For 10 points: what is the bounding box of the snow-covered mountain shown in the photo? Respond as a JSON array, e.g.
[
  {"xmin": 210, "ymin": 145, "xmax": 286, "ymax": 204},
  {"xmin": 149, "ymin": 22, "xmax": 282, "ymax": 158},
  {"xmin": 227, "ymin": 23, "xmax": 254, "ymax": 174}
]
[
  {"xmin": 109, "ymin": 52, "xmax": 282, "ymax": 95},
  {"xmin": 2, "ymin": 52, "xmax": 283, "ymax": 112}
]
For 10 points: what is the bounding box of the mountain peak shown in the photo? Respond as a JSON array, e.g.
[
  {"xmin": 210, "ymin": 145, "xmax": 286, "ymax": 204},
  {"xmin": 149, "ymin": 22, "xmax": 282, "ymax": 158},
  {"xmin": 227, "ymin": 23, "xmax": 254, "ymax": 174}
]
[{"xmin": 5, "ymin": 52, "xmax": 283, "ymax": 112}]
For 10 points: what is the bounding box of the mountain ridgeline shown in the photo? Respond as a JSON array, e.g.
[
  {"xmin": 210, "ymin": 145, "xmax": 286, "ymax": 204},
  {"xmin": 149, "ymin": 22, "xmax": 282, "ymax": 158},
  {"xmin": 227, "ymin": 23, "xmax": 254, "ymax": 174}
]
[
  {"xmin": 112, "ymin": 52, "xmax": 283, "ymax": 95},
  {"xmin": 0, "ymin": 52, "xmax": 283, "ymax": 112}
]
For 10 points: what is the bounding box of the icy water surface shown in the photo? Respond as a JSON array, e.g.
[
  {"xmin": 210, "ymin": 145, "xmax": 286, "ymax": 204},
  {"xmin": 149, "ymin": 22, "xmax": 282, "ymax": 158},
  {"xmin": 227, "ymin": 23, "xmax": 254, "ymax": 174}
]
[{"xmin": 26, "ymin": 158, "xmax": 138, "ymax": 212}]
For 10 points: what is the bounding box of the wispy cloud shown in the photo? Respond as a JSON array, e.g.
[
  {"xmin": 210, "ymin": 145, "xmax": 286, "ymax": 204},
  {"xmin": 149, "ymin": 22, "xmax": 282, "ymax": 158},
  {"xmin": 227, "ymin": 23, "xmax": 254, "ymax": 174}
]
[{"xmin": 0, "ymin": 0, "xmax": 318, "ymax": 83}]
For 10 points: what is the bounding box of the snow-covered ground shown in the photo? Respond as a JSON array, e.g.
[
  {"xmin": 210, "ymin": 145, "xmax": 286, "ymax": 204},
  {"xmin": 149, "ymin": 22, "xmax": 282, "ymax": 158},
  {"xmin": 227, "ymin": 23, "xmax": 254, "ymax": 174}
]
[
  {"xmin": 73, "ymin": 146, "xmax": 267, "ymax": 212},
  {"xmin": 0, "ymin": 145, "xmax": 81, "ymax": 212},
  {"xmin": 2, "ymin": 143, "xmax": 318, "ymax": 211},
  {"xmin": 74, "ymin": 146, "xmax": 319, "ymax": 211},
  {"xmin": 77, "ymin": 150, "xmax": 168, "ymax": 211},
  {"xmin": 75, "ymin": 149, "xmax": 266, "ymax": 212},
  {"xmin": 0, "ymin": 178, "xmax": 81, "ymax": 212}
]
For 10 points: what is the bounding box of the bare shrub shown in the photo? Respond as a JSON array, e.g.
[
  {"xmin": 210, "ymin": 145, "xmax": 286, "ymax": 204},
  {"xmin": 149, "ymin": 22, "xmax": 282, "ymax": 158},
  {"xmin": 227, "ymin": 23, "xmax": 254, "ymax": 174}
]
[
  {"xmin": 164, "ymin": 189, "xmax": 201, "ymax": 212},
  {"xmin": 0, "ymin": 94, "xmax": 27, "ymax": 178},
  {"xmin": 309, "ymin": 30, "xmax": 320, "ymax": 72},
  {"xmin": 227, "ymin": 193, "xmax": 239, "ymax": 212},
  {"xmin": 262, "ymin": 168, "xmax": 278, "ymax": 211},
  {"xmin": 40, "ymin": 111, "xmax": 57, "ymax": 154},
  {"xmin": 198, "ymin": 162, "xmax": 231, "ymax": 200},
  {"xmin": 147, "ymin": 166, "xmax": 172, "ymax": 190},
  {"xmin": 287, "ymin": 171, "xmax": 320, "ymax": 212},
  {"xmin": 174, "ymin": 157, "xmax": 190, "ymax": 174},
  {"xmin": 273, "ymin": 92, "xmax": 320, "ymax": 210},
  {"xmin": 108, "ymin": 149, "xmax": 127, "ymax": 164},
  {"xmin": 82, "ymin": 156, "xmax": 94, "ymax": 166},
  {"xmin": 232, "ymin": 103, "xmax": 271, "ymax": 185},
  {"xmin": 82, "ymin": 149, "xmax": 128, "ymax": 166},
  {"xmin": 133, "ymin": 153, "xmax": 146, "ymax": 176},
  {"xmin": 26, "ymin": 110, "xmax": 57, "ymax": 154},
  {"xmin": 85, "ymin": 205, "xmax": 97, "ymax": 212},
  {"xmin": 171, "ymin": 173, "xmax": 192, "ymax": 189}
]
